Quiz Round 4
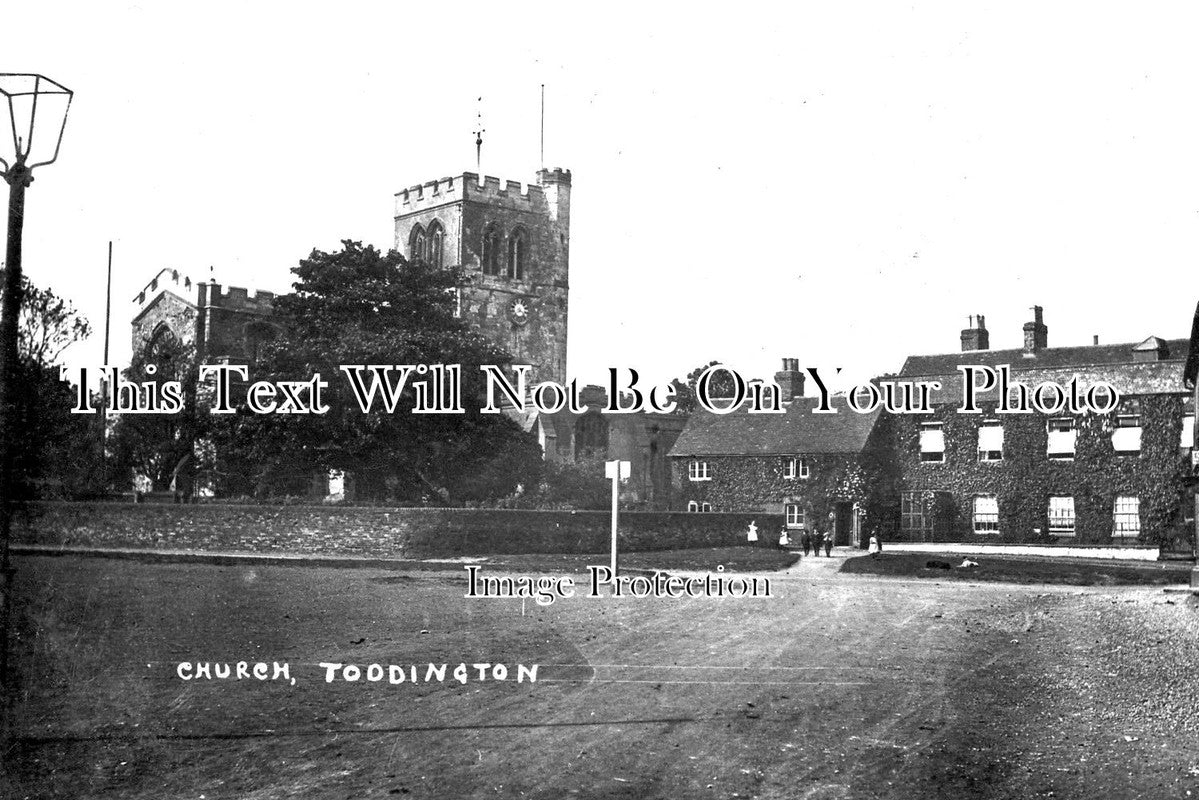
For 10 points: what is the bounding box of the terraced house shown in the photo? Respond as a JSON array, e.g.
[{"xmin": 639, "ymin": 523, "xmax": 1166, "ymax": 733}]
[
  {"xmin": 875, "ymin": 308, "xmax": 1195, "ymax": 548},
  {"xmin": 670, "ymin": 309, "xmax": 1197, "ymax": 549},
  {"xmin": 669, "ymin": 360, "xmax": 885, "ymax": 547}
]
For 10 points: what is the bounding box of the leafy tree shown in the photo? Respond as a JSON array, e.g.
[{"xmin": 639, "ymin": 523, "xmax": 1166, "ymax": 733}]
[
  {"xmin": 0, "ymin": 269, "xmax": 93, "ymax": 365},
  {"xmin": 514, "ymin": 453, "xmax": 611, "ymax": 510},
  {"xmin": 669, "ymin": 360, "xmax": 741, "ymax": 414},
  {"xmin": 0, "ymin": 273, "xmax": 101, "ymax": 498},
  {"xmin": 108, "ymin": 331, "xmax": 201, "ymax": 495},
  {"xmin": 207, "ymin": 240, "xmax": 543, "ymax": 503}
]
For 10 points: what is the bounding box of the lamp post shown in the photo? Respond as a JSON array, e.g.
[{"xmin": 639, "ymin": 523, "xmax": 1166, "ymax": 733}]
[{"xmin": 0, "ymin": 74, "xmax": 72, "ymax": 704}]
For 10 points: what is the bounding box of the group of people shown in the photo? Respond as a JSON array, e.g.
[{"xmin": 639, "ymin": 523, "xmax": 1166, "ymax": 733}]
[
  {"xmin": 765, "ymin": 515, "xmax": 882, "ymax": 558},
  {"xmin": 776, "ymin": 525, "xmax": 834, "ymax": 556},
  {"xmin": 798, "ymin": 527, "xmax": 833, "ymax": 557}
]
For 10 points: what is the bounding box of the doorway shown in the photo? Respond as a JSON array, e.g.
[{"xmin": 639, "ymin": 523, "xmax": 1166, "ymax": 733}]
[{"xmin": 835, "ymin": 502, "xmax": 854, "ymax": 547}]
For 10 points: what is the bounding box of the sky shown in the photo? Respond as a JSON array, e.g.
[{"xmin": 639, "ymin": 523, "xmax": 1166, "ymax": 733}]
[{"xmin": 6, "ymin": 2, "xmax": 1199, "ymax": 391}]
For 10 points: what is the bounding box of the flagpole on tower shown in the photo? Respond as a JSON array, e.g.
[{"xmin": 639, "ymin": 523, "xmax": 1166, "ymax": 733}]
[{"xmin": 474, "ymin": 97, "xmax": 485, "ymax": 174}]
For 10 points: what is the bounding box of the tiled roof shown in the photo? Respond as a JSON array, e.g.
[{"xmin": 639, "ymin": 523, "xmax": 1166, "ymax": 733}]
[
  {"xmin": 669, "ymin": 397, "xmax": 880, "ymax": 458},
  {"xmin": 1185, "ymin": 305, "xmax": 1199, "ymax": 388},
  {"xmin": 899, "ymin": 338, "xmax": 1188, "ymax": 377},
  {"xmin": 901, "ymin": 360, "xmax": 1187, "ymax": 406}
]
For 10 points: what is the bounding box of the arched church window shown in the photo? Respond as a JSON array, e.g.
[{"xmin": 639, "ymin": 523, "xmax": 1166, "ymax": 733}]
[
  {"xmin": 481, "ymin": 224, "xmax": 500, "ymax": 276},
  {"xmin": 427, "ymin": 220, "xmax": 445, "ymax": 268},
  {"xmin": 144, "ymin": 323, "xmax": 182, "ymax": 378},
  {"xmin": 409, "ymin": 224, "xmax": 426, "ymax": 262},
  {"xmin": 244, "ymin": 321, "xmax": 280, "ymax": 365},
  {"xmin": 507, "ymin": 227, "xmax": 527, "ymax": 280},
  {"xmin": 574, "ymin": 410, "xmax": 609, "ymax": 461}
]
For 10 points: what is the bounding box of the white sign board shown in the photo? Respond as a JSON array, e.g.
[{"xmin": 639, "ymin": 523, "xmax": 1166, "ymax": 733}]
[{"xmin": 605, "ymin": 460, "xmax": 631, "ymax": 480}]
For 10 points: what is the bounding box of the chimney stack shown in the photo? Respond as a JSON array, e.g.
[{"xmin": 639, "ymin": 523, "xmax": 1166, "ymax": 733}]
[
  {"xmin": 1023, "ymin": 306, "xmax": 1048, "ymax": 353},
  {"xmin": 774, "ymin": 358, "xmax": 805, "ymax": 399},
  {"xmin": 960, "ymin": 314, "xmax": 990, "ymax": 352}
]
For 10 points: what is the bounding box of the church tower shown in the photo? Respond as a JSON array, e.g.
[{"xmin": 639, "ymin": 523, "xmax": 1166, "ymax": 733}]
[{"xmin": 394, "ymin": 168, "xmax": 571, "ymax": 385}]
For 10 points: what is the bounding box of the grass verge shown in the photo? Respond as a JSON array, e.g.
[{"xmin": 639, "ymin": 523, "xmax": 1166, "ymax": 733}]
[{"xmin": 840, "ymin": 551, "xmax": 1190, "ymax": 586}]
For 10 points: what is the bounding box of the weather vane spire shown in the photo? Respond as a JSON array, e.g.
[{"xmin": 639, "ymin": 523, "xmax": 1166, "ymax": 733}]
[{"xmin": 474, "ymin": 96, "xmax": 485, "ymax": 174}]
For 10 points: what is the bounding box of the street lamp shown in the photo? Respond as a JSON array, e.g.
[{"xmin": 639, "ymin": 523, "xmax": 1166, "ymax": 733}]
[{"xmin": 0, "ymin": 73, "xmax": 73, "ymax": 698}]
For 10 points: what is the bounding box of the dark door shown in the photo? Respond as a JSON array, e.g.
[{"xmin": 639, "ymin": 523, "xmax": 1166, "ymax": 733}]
[{"xmin": 835, "ymin": 502, "xmax": 853, "ymax": 546}]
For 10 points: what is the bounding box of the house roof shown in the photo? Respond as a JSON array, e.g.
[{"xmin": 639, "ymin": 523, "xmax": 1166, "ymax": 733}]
[
  {"xmin": 901, "ymin": 360, "xmax": 1188, "ymax": 406},
  {"xmin": 669, "ymin": 397, "xmax": 880, "ymax": 458},
  {"xmin": 1185, "ymin": 304, "xmax": 1199, "ymax": 389},
  {"xmin": 899, "ymin": 338, "xmax": 1188, "ymax": 377}
]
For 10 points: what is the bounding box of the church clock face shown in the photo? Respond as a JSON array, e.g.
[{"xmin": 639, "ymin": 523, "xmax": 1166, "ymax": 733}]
[{"xmin": 508, "ymin": 298, "xmax": 531, "ymax": 326}]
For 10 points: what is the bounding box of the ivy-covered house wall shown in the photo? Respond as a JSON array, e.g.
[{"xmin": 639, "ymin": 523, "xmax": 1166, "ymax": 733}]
[
  {"xmin": 878, "ymin": 395, "xmax": 1194, "ymax": 546},
  {"xmin": 671, "ymin": 452, "xmax": 867, "ymax": 521}
]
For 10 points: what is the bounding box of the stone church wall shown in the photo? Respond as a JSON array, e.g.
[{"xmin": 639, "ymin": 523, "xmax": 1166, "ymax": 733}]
[{"xmin": 17, "ymin": 502, "xmax": 780, "ymax": 558}]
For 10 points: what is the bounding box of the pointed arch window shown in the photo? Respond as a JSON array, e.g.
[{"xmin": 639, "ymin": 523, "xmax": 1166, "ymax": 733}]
[
  {"xmin": 427, "ymin": 220, "xmax": 445, "ymax": 268},
  {"xmin": 409, "ymin": 224, "xmax": 427, "ymax": 262},
  {"xmin": 481, "ymin": 224, "xmax": 500, "ymax": 276},
  {"xmin": 507, "ymin": 227, "xmax": 527, "ymax": 280}
]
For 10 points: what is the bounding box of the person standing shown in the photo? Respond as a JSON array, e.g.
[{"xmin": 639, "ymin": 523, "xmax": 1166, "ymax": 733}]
[
  {"xmin": 824, "ymin": 524, "xmax": 834, "ymax": 557},
  {"xmin": 801, "ymin": 527, "xmax": 811, "ymax": 557},
  {"xmin": 811, "ymin": 527, "xmax": 823, "ymax": 557}
]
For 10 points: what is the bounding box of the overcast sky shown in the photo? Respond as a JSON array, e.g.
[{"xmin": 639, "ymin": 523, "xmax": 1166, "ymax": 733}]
[{"xmin": 8, "ymin": 2, "xmax": 1199, "ymax": 390}]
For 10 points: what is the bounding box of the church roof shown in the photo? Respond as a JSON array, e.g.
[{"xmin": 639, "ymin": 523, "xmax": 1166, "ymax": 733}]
[{"xmin": 669, "ymin": 397, "xmax": 880, "ymax": 458}]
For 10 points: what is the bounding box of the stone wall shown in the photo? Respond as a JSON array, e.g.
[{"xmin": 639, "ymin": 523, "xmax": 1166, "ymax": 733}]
[
  {"xmin": 15, "ymin": 503, "xmax": 782, "ymax": 559},
  {"xmin": 132, "ymin": 290, "xmax": 197, "ymax": 353}
]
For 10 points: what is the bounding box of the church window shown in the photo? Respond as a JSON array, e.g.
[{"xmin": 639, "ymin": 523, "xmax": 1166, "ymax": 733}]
[
  {"xmin": 482, "ymin": 225, "xmax": 500, "ymax": 276},
  {"xmin": 409, "ymin": 224, "xmax": 426, "ymax": 262},
  {"xmin": 244, "ymin": 321, "xmax": 279, "ymax": 365},
  {"xmin": 575, "ymin": 410, "xmax": 609, "ymax": 460},
  {"xmin": 427, "ymin": 220, "xmax": 445, "ymax": 268},
  {"xmin": 507, "ymin": 227, "xmax": 527, "ymax": 280}
]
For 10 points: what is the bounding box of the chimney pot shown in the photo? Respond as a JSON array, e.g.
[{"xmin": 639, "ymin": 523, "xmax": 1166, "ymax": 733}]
[
  {"xmin": 774, "ymin": 358, "xmax": 805, "ymax": 400},
  {"xmin": 1023, "ymin": 306, "xmax": 1048, "ymax": 352},
  {"xmin": 960, "ymin": 313, "xmax": 990, "ymax": 351}
]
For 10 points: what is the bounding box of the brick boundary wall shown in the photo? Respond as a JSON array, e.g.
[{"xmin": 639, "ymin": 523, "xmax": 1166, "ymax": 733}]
[{"xmin": 13, "ymin": 503, "xmax": 785, "ymax": 559}]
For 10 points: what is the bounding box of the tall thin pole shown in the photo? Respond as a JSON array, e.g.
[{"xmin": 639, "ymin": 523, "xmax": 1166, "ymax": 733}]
[
  {"xmin": 0, "ymin": 162, "xmax": 31, "ymax": 711},
  {"xmin": 610, "ymin": 465, "xmax": 619, "ymax": 578},
  {"xmin": 99, "ymin": 241, "xmax": 112, "ymax": 487},
  {"xmin": 474, "ymin": 96, "xmax": 484, "ymax": 175},
  {"xmin": 103, "ymin": 242, "xmax": 111, "ymax": 366},
  {"xmin": 540, "ymin": 84, "xmax": 545, "ymax": 169}
]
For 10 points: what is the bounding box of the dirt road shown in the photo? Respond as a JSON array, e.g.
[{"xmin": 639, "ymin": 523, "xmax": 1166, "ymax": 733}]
[{"xmin": 5, "ymin": 555, "xmax": 1198, "ymax": 799}]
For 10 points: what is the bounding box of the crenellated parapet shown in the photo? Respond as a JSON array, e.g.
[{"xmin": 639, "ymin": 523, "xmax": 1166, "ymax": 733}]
[
  {"xmin": 395, "ymin": 172, "xmax": 561, "ymax": 216},
  {"xmin": 133, "ymin": 268, "xmax": 197, "ymax": 311},
  {"xmin": 200, "ymin": 281, "xmax": 276, "ymax": 314}
]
